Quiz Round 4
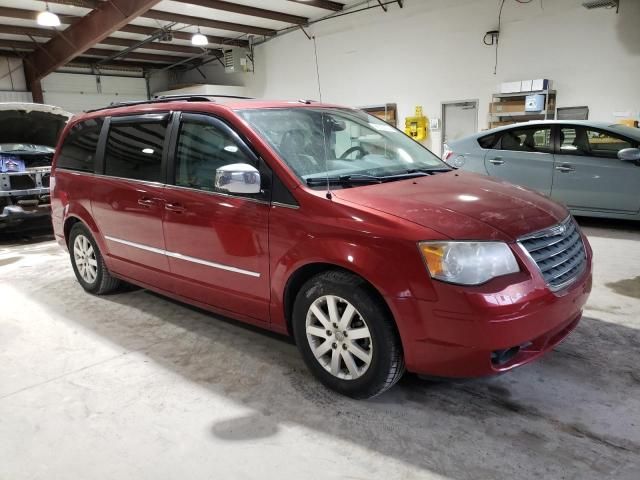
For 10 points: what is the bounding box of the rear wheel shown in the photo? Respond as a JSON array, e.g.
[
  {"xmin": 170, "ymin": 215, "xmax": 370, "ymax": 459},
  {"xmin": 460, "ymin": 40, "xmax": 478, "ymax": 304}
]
[
  {"xmin": 293, "ymin": 270, "xmax": 404, "ymax": 399},
  {"xmin": 69, "ymin": 223, "xmax": 120, "ymax": 294}
]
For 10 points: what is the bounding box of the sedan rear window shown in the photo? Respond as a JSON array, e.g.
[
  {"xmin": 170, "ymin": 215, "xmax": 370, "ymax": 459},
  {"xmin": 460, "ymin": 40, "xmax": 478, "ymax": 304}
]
[{"xmin": 477, "ymin": 134, "xmax": 497, "ymax": 149}]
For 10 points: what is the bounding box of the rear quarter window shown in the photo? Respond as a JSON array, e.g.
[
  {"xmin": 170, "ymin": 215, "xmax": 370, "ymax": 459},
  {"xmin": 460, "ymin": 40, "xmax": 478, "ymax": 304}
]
[
  {"xmin": 477, "ymin": 134, "xmax": 497, "ymax": 149},
  {"xmin": 57, "ymin": 118, "xmax": 103, "ymax": 172}
]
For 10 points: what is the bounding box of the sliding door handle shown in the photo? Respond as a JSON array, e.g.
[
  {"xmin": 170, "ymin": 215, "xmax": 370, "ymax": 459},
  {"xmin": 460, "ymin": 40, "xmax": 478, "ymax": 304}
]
[{"xmin": 165, "ymin": 202, "xmax": 186, "ymax": 213}]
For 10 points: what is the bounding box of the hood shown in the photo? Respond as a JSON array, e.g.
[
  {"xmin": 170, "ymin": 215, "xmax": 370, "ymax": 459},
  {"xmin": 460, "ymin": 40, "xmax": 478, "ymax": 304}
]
[
  {"xmin": 0, "ymin": 103, "xmax": 72, "ymax": 147},
  {"xmin": 332, "ymin": 171, "xmax": 569, "ymax": 241}
]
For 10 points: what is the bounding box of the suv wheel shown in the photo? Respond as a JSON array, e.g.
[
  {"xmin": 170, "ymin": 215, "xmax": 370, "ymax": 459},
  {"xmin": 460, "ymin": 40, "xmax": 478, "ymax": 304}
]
[
  {"xmin": 69, "ymin": 223, "xmax": 120, "ymax": 294},
  {"xmin": 293, "ymin": 270, "xmax": 405, "ymax": 399}
]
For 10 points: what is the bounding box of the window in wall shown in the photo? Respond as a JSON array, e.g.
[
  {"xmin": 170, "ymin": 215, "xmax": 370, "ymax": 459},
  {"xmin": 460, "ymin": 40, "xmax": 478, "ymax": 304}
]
[
  {"xmin": 104, "ymin": 121, "xmax": 166, "ymax": 182},
  {"xmin": 175, "ymin": 118, "xmax": 256, "ymax": 193},
  {"xmin": 57, "ymin": 118, "xmax": 103, "ymax": 172},
  {"xmin": 500, "ymin": 127, "xmax": 551, "ymax": 153}
]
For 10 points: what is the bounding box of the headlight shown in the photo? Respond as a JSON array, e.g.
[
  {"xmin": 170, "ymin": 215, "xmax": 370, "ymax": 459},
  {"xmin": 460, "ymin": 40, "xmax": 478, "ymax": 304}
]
[{"xmin": 418, "ymin": 241, "xmax": 519, "ymax": 285}]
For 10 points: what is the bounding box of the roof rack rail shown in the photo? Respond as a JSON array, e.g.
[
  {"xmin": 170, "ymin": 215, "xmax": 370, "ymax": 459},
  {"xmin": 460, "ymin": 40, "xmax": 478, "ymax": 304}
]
[
  {"xmin": 154, "ymin": 94, "xmax": 254, "ymax": 100},
  {"xmin": 85, "ymin": 94, "xmax": 255, "ymax": 113}
]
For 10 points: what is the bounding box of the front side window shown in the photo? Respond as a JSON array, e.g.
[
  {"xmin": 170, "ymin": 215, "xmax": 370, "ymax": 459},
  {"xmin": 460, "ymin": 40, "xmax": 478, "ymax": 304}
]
[
  {"xmin": 499, "ymin": 127, "xmax": 551, "ymax": 153},
  {"xmin": 104, "ymin": 120, "xmax": 167, "ymax": 182},
  {"xmin": 57, "ymin": 118, "xmax": 103, "ymax": 172},
  {"xmin": 559, "ymin": 127, "xmax": 634, "ymax": 158},
  {"xmin": 586, "ymin": 129, "xmax": 632, "ymax": 158},
  {"xmin": 237, "ymin": 108, "xmax": 447, "ymax": 185},
  {"xmin": 175, "ymin": 117, "xmax": 256, "ymax": 192}
]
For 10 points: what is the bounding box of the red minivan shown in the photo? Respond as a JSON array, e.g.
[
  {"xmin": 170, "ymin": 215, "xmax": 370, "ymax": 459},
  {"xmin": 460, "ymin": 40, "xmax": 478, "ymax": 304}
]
[{"xmin": 51, "ymin": 96, "xmax": 592, "ymax": 398}]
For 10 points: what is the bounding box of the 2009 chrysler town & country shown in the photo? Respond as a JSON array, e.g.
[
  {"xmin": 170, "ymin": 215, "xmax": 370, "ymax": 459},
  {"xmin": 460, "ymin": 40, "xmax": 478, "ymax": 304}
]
[{"xmin": 51, "ymin": 96, "xmax": 593, "ymax": 399}]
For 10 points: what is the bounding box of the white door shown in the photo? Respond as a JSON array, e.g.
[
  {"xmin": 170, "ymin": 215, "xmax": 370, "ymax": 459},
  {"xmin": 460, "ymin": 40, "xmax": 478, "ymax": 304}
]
[{"xmin": 442, "ymin": 101, "xmax": 478, "ymax": 148}]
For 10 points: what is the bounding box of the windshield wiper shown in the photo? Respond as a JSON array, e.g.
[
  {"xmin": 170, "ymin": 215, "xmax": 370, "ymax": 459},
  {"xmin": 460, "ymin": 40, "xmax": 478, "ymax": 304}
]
[
  {"xmin": 406, "ymin": 167, "xmax": 452, "ymax": 174},
  {"xmin": 306, "ymin": 171, "xmax": 439, "ymax": 187},
  {"xmin": 306, "ymin": 174, "xmax": 383, "ymax": 187}
]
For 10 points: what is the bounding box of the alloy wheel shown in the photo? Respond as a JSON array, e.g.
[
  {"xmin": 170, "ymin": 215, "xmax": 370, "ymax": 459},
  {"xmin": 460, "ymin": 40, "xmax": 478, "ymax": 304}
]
[
  {"xmin": 73, "ymin": 234, "xmax": 98, "ymax": 284},
  {"xmin": 305, "ymin": 295, "xmax": 373, "ymax": 380}
]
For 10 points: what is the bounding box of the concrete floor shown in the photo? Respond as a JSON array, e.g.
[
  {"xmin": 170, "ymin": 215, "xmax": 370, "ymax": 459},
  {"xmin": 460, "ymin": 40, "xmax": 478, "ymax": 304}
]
[{"xmin": 1, "ymin": 219, "xmax": 639, "ymax": 480}]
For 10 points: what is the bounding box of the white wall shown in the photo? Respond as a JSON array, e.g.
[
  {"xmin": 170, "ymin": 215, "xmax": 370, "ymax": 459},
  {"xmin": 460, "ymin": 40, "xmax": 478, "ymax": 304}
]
[
  {"xmin": 242, "ymin": 0, "xmax": 640, "ymax": 154},
  {"xmin": 155, "ymin": 84, "xmax": 247, "ymax": 97},
  {"xmin": 41, "ymin": 72, "xmax": 149, "ymax": 113},
  {"xmin": 0, "ymin": 56, "xmax": 31, "ymax": 102}
]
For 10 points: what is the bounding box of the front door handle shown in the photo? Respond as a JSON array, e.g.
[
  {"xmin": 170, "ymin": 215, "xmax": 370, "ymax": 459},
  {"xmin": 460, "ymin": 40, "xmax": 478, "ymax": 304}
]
[
  {"xmin": 489, "ymin": 157, "xmax": 504, "ymax": 165},
  {"xmin": 138, "ymin": 198, "xmax": 157, "ymax": 208},
  {"xmin": 165, "ymin": 202, "xmax": 186, "ymax": 213},
  {"xmin": 555, "ymin": 164, "xmax": 575, "ymax": 173}
]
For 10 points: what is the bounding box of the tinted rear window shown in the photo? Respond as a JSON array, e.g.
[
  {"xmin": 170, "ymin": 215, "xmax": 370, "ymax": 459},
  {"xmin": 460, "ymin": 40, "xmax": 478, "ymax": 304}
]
[
  {"xmin": 104, "ymin": 121, "xmax": 167, "ymax": 182},
  {"xmin": 477, "ymin": 134, "xmax": 497, "ymax": 149},
  {"xmin": 57, "ymin": 118, "xmax": 103, "ymax": 172}
]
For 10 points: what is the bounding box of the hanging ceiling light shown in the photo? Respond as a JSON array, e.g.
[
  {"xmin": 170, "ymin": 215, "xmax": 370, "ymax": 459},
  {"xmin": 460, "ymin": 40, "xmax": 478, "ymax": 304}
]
[
  {"xmin": 37, "ymin": 2, "xmax": 61, "ymax": 27},
  {"xmin": 191, "ymin": 27, "xmax": 208, "ymax": 46}
]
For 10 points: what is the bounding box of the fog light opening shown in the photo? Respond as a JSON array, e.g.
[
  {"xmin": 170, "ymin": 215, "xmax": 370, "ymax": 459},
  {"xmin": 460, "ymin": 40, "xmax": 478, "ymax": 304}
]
[{"xmin": 491, "ymin": 346, "xmax": 521, "ymax": 366}]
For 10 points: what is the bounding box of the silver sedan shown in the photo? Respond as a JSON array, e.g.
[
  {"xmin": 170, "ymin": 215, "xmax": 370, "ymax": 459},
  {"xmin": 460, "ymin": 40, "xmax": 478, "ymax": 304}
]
[{"xmin": 443, "ymin": 120, "xmax": 640, "ymax": 220}]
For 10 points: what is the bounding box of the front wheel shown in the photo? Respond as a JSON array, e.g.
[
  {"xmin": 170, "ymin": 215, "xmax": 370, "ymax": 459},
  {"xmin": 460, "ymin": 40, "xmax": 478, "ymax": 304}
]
[{"xmin": 292, "ymin": 270, "xmax": 405, "ymax": 399}]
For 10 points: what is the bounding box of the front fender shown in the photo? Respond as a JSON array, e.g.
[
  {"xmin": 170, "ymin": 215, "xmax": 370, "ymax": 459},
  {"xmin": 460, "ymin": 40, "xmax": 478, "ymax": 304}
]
[{"xmin": 269, "ymin": 231, "xmax": 438, "ymax": 332}]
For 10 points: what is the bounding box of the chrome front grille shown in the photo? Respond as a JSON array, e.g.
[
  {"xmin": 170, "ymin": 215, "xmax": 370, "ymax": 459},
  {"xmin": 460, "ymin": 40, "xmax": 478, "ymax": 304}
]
[{"xmin": 519, "ymin": 217, "xmax": 587, "ymax": 291}]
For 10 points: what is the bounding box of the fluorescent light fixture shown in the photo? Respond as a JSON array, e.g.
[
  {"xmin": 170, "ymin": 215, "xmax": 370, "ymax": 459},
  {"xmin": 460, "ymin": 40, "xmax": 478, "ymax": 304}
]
[
  {"xmin": 224, "ymin": 145, "xmax": 239, "ymax": 153},
  {"xmin": 191, "ymin": 27, "xmax": 208, "ymax": 46},
  {"xmin": 142, "ymin": 148, "xmax": 154, "ymax": 154},
  {"xmin": 37, "ymin": 5, "xmax": 60, "ymax": 27}
]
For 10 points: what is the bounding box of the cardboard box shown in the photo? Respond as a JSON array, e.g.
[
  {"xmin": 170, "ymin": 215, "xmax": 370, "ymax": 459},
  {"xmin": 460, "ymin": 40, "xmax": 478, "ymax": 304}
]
[
  {"xmin": 525, "ymin": 94, "xmax": 545, "ymax": 112},
  {"xmin": 500, "ymin": 81, "xmax": 522, "ymax": 94},
  {"xmin": 531, "ymin": 79, "xmax": 551, "ymax": 91},
  {"xmin": 491, "ymin": 100, "xmax": 525, "ymax": 113},
  {"xmin": 521, "ymin": 80, "xmax": 533, "ymax": 92}
]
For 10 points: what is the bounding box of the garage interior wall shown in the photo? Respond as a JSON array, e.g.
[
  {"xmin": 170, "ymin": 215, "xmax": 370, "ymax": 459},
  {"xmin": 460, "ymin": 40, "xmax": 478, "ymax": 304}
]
[
  {"xmin": 41, "ymin": 73, "xmax": 150, "ymax": 114},
  {"xmin": 0, "ymin": 56, "xmax": 31, "ymax": 102},
  {"xmin": 239, "ymin": 0, "xmax": 640, "ymax": 154}
]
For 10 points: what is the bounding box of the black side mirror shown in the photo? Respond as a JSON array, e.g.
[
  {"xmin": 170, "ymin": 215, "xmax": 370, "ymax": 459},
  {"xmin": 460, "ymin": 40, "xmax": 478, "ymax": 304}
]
[{"xmin": 618, "ymin": 147, "xmax": 640, "ymax": 163}]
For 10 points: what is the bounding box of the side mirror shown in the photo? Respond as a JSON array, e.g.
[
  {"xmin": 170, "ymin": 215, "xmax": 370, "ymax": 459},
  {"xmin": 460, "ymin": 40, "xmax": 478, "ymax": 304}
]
[
  {"xmin": 618, "ymin": 148, "xmax": 640, "ymax": 162},
  {"xmin": 215, "ymin": 163, "xmax": 261, "ymax": 194}
]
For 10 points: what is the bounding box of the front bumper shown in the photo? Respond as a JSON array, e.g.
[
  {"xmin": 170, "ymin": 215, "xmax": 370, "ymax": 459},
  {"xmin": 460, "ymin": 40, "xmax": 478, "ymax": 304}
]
[
  {"xmin": 0, "ymin": 189, "xmax": 51, "ymax": 229},
  {"xmin": 393, "ymin": 238, "xmax": 593, "ymax": 377}
]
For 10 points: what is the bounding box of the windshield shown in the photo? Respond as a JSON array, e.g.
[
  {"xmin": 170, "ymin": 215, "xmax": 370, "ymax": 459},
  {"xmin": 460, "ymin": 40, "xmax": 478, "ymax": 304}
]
[
  {"xmin": 0, "ymin": 143, "xmax": 55, "ymax": 154},
  {"xmin": 238, "ymin": 108, "xmax": 448, "ymax": 186},
  {"xmin": 609, "ymin": 124, "xmax": 640, "ymax": 142}
]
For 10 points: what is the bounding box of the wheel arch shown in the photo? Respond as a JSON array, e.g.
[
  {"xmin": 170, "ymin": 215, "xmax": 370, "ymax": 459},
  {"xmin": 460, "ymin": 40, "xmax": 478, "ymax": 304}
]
[{"xmin": 282, "ymin": 262, "xmax": 397, "ymax": 340}]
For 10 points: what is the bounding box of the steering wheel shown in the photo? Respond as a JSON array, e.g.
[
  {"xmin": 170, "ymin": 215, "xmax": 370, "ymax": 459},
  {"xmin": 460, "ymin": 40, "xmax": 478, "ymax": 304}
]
[{"xmin": 339, "ymin": 146, "xmax": 368, "ymax": 160}]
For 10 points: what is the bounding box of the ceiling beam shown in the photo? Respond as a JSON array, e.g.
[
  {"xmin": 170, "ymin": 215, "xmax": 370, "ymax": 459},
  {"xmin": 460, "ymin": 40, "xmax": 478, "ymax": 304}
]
[
  {"xmin": 0, "ymin": 7, "xmax": 250, "ymax": 47},
  {"xmin": 143, "ymin": 10, "xmax": 276, "ymax": 36},
  {"xmin": 173, "ymin": 0, "xmax": 308, "ymax": 24},
  {"xmin": 23, "ymin": 0, "xmax": 163, "ymax": 81},
  {"xmin": 0, "ymin": 49, "xmax": 194, "ymax": 71},
  {"xmin": 0, "ymin": 38, "xmax": 221, "ymax": 64},
  {"xmin": 119, "ymin": 24, "xmax": 249, "ymax": 47},
  {"xmin": 0, "ymin": 25, "xmax": 202, "ymax": 54},
  {"xmin": 45, "ymin": 0, "xmax": 308, "ymax": 26},
  {"xmin": 287, "ymin": 0, "xmax": 344, "ymax": 11},
  {"xmin": 83, "ymin": 48, "xmax": 190, "ymax": 63}
]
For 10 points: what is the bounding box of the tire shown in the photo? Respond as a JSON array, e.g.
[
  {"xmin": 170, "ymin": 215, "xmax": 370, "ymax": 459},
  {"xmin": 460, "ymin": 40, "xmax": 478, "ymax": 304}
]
[
  {"xmin": 68, "ymin": 223, "xmax": 120, "ymax": 295},
  {"xmin": 292, "ymin": 270, "xmax": 405, "ymax": 399}
]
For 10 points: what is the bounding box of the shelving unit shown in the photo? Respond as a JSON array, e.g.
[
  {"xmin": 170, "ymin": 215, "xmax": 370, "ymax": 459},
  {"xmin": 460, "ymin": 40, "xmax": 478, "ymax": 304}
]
[{"xmin": 489, "ymin": 89, "xmax": 557, "ymax": 128}]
